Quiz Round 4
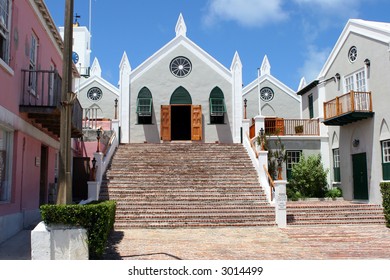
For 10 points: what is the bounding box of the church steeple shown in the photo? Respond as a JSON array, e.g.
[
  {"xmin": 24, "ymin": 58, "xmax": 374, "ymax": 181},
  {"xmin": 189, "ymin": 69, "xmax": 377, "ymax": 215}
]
[
  {"xmin": 260, "ymin": 55, "xmax": 271, "ymax": 76},
  {"xmin": 175, "ymin": 13, "xmax": 187, "ymax": 37}
]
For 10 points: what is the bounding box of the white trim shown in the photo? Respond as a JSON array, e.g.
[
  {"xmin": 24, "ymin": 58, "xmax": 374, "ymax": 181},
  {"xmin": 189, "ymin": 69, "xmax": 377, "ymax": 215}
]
[
  {"xmin": 319, "ymin": 19, "xmax": 390, "ymax": 79},
  {"xmin": 130, "ymin": 36, "xmax": 232, "ymax": 83},
  {"xmin": 243, "ymin": 73, "xmax": 300, "ymax": 102},
  {"xmin": 0, "ymin": 58, "xmax": 13, "ymax": 75},
  {"xmin": 78, "ymin": 75, "xmax": 119, "ymax": 97}
]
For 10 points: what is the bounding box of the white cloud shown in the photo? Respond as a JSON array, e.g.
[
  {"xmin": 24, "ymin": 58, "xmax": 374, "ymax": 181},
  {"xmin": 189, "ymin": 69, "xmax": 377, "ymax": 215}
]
[
  {"xmin": 299, "ymin": 45, "xmax": 330, "ymax": 82},
  {"xmin": 204, "ymin": 0, "xmax": 288, "ymax": 27},
  {"xmin": 293, "ymin": 0, "xmax": 362, "ymax": 19}
]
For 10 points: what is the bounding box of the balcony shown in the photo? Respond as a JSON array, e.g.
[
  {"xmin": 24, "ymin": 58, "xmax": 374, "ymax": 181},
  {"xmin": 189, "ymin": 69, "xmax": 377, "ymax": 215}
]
[
  {"xmin": 19, "ymin": 69, "xmax": 83, "ymax": 138},
  {"xmin": 323, "ymin": 91, "xmax": 374, "ymax": 126},
  {"xmin": 265, "ymin": 118, "xmax": 320, "ymax": 136}
]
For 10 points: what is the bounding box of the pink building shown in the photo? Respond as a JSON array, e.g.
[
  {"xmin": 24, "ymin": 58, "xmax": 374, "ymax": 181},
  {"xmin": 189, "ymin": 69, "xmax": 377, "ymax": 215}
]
[{"xmin": 0, "ymin": 0, "xmax": 82, "ymax": 243}]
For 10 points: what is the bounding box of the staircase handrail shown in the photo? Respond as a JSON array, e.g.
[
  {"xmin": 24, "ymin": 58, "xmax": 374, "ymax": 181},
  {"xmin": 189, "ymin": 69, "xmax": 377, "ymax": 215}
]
[
  {"xmin": 243, "ymin": 132, "xmax": 273, "ymax": 203},
  {"xmin": 263, "ymin": 164, "xmax": 275, "ymax": 201}
]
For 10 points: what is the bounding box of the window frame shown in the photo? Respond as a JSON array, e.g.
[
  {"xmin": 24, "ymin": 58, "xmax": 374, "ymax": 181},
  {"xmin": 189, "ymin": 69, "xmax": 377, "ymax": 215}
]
[
  {"xmin": 136, "ymin": 88, "xmax": 153, "ymax": 125},
  {"xmin": 0, "ymin": 0, "xmax": 11, "ymax": 64},
  {"xmin": 0, "ymin": 126, "xmax": 13, "ymax": 203},
  {"xmin": 344, "ymin": 69, "xmax": 366, "ymax": 93},
  {"xmin": 382, "ymin": 140, "xmax": 390, "ymax": 180},
  {"xmin": 333, "ymin": 148, "xmax": 341, "ymax": 182},
  {"xmin": 286, "ymin": 150, "xmax": 302, "ymax": 180}
]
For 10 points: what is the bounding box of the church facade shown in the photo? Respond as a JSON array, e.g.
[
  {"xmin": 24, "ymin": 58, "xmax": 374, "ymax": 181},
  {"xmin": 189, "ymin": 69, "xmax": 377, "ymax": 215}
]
[{"xmin": 118, "ymin": 15, "xmax": 243, "ymax": 144}]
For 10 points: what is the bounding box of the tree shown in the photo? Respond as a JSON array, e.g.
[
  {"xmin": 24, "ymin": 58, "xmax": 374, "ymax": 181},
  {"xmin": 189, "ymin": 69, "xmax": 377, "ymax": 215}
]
[{"xmin": 288, "ymin": 154, "xmax": 329, "ymax": 198}]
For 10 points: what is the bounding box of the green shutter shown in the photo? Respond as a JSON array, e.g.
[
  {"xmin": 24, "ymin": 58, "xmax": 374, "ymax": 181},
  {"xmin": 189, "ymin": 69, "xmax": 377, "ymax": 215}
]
[
  {"xmin": 308, "ymin": 94, "xmax": 314, "ymax": 119},
  {"xmin": 210, "ymin": 98, "xmax": 226, "ymax": 116},
  {"xmin": 136, "ymin": 98, "xmax": 152, "ymax": 116},
  {"xmin": 334, "ymin": 167, "xmax": 341, "ymax": 182},
  {"xmin": 136, "ymin": 87, "xmax": 152, "ymax": 116}
]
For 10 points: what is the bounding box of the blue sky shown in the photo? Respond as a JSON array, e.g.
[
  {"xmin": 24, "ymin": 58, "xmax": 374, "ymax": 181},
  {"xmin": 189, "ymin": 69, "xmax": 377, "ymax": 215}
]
[{"xmin": 44, "ymin": 0, "xmax": 390, "ymax": 91}]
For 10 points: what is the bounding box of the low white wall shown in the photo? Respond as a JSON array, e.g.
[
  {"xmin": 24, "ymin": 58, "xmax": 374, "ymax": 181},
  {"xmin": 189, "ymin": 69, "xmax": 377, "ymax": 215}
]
[{"xmin": 31, "ymin": 222, "xmax": 88, "ymax": 260}]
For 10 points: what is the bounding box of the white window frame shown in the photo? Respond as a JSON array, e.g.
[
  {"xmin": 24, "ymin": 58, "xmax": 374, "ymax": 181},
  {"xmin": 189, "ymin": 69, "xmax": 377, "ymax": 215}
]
[
  {"xmin": 286, "ymin": 150, "xmax": 302, "ymax": 170},
  {"xmin": 344, "ymin": 69, "xmax": 367, "ymax": 93},
  {"xmin": 28, "ymin": 33, "xmax": 38, "ymax": 94},
  {"xmin": 382, "ymin": 140, "xmax": 390, "ymax": 164},
  {"xmin": 0, "ymin": 0, "xmax": 11, "ymax": 65},
  {"xmin": 0, "ymin": 126, "xmax": 13, "ymax": 203}
]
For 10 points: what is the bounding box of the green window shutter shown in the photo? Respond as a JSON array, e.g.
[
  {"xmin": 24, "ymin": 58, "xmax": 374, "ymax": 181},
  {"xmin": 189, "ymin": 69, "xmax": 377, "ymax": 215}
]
[
  {"xmin": 334, "ymin": 167, "xmax": 341, "ymax": 182},
  {"xmin": 308, "ymin": 94, "xmax": 314, "ymax": 119},
  {"xmin": 136, "ymin": 98, "xmax": 152, "ymax": 116},
  {"xmin": 210, "ymin": 98, "xmax": 226, "ymax": 116}
]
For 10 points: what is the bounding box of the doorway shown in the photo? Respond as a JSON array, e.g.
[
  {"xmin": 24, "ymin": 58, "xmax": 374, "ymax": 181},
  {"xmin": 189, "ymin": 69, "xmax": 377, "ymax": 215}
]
[
  {"xmin": 352, "ymin": 153, "xmax": 369, "ymax": 200},
  {"xmin": 171, "ymin": 105, "xmax": 191, "ymax": 140},
  {"xmin": 39, "ymin": 146, "xmax": 48, "ymax": 205}
]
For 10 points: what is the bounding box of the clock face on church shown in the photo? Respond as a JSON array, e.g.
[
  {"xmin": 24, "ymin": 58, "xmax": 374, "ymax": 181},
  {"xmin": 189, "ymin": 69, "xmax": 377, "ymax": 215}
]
[
  {"xmin": 170, "ymin": 56, "xmax": 192, "ymax": 78},
  {"xmin": 72, "ymin": 51, "xmax": 79, "ymax": 64},
  {"xmin": 87, "ymin": 87, "xmax": 103, "ymax": 101}
]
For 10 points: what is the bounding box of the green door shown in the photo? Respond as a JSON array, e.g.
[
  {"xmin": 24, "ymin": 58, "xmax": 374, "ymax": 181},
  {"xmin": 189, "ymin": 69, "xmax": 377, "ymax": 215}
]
[{"xmin": 352, "ymin": 153, "xmax": 368, "ymax": 200}]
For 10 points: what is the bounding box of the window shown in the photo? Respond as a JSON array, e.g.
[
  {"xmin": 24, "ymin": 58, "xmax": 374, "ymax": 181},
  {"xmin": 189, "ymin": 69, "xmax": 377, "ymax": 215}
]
[
  {"xmin": 308, "ymin": 94, "xmax": 314, "ymax": 119},
  {"xmin": 0, "ymin": 0, "xmax": 10, "ymax": 63},
  {"xmin": 28, "ymin": 33, "xmax": 38, "ymax": 94},
  {"xmin": 170, "ymin": 56, "xmax": 192, "ymax": 78},
  {"xmin": 136, "ymin": 87, "xmax": 153, "ymax": 124},
  {"xmin": 286, "ymin": 150, "xmax": 301, "ymax": 180},
  {"xmin": 209, "ymin": 87, "xmax": 226, "ymax": 124},
  {"xmin": 382, "ymin": 140, "xmax": 390, "ymax": 180},
  {"xmin": 348, "ymin": 46, "xmax": 357, "ymax": 63},
  {"xmin": 260, "ymin": 87, "xmax": 274, "ymax": 102},
  {"xmin": 0, "ymin": 127, "xmax": 12, "ymax": 202},
  {"xmin": 344, "ymin": 69, "xmax": 366, "ymax": 93},
  {"xmin": 87, "ymin": 87, "xmax": 103, "ymax": 101},
  {"xmin": 333, "ymin": 148, "xmax": 341, "ymax": 182}
]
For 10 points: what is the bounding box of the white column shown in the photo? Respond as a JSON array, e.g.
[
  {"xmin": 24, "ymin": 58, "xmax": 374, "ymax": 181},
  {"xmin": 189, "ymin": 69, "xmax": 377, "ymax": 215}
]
[
  {"xmin": 242, "ymin": 119, "xmax": 250, "ymax": 138},
  {"xmin": 119, "ymin": 52, "xmax": 131, "ymax": 143},
  {"xmin": 254, "ymin": 115, "xmax": 265, "ymax": 137},
  {"xmin": 93, "ymin": 152, "xmax": 104, "ymax": 184},
  {"xmin": 274, "ymin": 180, "xmax": 287, "ymax": 228}
]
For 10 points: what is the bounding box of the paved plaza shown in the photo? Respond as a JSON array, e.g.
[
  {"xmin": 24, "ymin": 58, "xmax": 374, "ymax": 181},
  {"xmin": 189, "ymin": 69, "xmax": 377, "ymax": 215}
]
[
  {"xmin": 102, "ymin": 225, "xmax": 390, "ymax": 260},
  {"xmin": 1, "ymin": 225, "xmax": 390, "ymax": 260}
]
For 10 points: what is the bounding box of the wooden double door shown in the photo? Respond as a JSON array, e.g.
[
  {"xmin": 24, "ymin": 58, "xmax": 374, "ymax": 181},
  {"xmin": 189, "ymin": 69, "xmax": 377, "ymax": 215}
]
[{"xmin": 161, "ymin": 105, "xmax": 202, "ymax": 141}]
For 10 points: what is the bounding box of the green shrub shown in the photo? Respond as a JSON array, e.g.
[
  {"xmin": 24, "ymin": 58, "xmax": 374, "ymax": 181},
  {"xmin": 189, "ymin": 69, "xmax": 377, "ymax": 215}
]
[
  {"xmin": 40, "ymin": 200, "xmax": 116, "ymax": 259},
  {"xmin": 325, "ymin": 187, "xmax": 343, "ymax": 199},
  {"xmin": 288, "ymin": 154, "xmax": 329, "ymax": 198},
  {"xmin": 380, "ymin": 182, "xmax": 390, "ymax": 228}
]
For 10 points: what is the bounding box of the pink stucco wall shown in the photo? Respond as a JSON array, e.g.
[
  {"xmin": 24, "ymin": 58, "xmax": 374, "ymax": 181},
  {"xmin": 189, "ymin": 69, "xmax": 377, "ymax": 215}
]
[{"xmin": 0, "ymin": 1, "xmax": 63, "ymax": 221}]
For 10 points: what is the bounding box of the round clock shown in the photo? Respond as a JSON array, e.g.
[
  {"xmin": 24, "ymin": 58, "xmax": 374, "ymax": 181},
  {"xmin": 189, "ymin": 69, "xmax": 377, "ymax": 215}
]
[
  {"xmin": 348, "ymin": 46, "xmax": 357, "ymax": 63},
  {"xmin": 170, "ymin": 56, "xmax": 192, "ymax": 78},
  {"xmin": 260, "ymin": 87, "xmax": 274, "ymax": 102},
  {"xmin": 87, "ymin": 87, "xmax": 103, "ymax": 101},
  {"xmin": 72, "ymin": 51, "xmax": 79, "ymax": 64}
]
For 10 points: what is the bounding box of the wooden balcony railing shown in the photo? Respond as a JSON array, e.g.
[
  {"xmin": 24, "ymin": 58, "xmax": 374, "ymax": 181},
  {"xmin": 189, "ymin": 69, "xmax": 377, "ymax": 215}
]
[
  {"xmin": 20, "ymin": 69, "xmax": 62, "ymax": 107},
  {"xmin": 324, "ymin": 91, "xmax": 373, "ymax": 120},
  {"xmin": 265, "ymin": 118, "xmax": 320, "ymax": 136},
  {"xmin": 20, "ymin": 69, "xmax": 82, "ymax": 138}
]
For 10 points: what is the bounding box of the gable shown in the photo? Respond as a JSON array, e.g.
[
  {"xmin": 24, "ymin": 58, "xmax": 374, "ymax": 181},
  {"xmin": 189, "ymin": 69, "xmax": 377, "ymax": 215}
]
[{"xmin": 319, "ymin": 19, "xmax": 390, "ymax": 79}]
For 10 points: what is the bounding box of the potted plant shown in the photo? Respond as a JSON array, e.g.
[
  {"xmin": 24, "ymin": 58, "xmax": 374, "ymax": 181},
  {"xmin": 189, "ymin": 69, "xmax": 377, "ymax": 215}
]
[{"xmin": 295, "ymin": 125, "xmax": 303, "ymax": 134}]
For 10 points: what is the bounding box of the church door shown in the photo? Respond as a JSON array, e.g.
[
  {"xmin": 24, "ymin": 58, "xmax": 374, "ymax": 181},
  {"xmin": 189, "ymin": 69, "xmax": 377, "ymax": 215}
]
[{"xmin": 160, "ymin": 105, "xmax": 202, "ymax": 141}]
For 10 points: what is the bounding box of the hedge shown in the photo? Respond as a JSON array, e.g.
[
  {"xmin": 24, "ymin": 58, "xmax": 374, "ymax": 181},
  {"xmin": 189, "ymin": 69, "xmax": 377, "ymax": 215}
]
[
  {"xmin": 380, "ymin": 182, "xmax": 390, "ymax": 228},
  {"xmin": 40, "ymin": 200, "xmax": 116, "ymax": 259}
]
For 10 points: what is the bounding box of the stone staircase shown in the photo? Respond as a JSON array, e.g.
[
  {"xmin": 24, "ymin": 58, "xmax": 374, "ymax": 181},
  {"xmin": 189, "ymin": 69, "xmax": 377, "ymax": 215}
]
[
  {"xmin": 287, "ymin": 200, "xmax": 385, "ymax": 226},
  {"xmin": 100, "ymin": 143, "xmax": 275, "ymax": 228},
  {"xmin": 100, "ymin": 143, "xmax": 386, "ymax": 228}
]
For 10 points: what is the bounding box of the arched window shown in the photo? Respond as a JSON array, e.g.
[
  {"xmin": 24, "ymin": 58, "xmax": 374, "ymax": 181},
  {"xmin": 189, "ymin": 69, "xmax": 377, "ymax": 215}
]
[
  {"xmin": 136, "ymin": 87, "xmax": 153, "ymax": 124},
  {"xmin": 170, "ymin": 86, "xmax": 192, "ymax": 104},
  {"xmin": 209, "ymin": 87, "xmax": 226, "ymax": 124}
]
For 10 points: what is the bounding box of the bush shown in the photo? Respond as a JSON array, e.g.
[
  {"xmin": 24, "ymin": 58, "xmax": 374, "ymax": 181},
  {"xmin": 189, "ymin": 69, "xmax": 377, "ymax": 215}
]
[
  {"xmin": 325, "ymin": 187, "xmax": 343, "ymax": 199},
  {"xmin": 380, "ymin": 182, "xmax": 390, "ymax": 228},
  {"xmin": 40, "ymin": 200, "xmax": 116, "ymax": 259},
  {"xmin": 288, "ymin": 154, "xmax": 329, "ymax": 198}
]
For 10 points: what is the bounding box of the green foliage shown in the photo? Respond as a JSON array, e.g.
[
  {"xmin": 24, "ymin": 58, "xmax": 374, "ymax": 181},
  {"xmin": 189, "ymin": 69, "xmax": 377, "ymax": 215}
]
[
  {"xmin": 288, "ymin": 154, "xmax": 329, "ymax": 198},
  {"xmin": 40, "ymin": 200, "xmax": 116, "ymax": 259},
  {"xmin": 257, "ymin": 132, "xmax": 286, "ymax": 180},
  {"xmin": 325, "ymin": 187, "xmax": 343, "ymax": 199},
  {"xmin": 380, "ymin": 182, "xmax": 390, "ymax": 228}
]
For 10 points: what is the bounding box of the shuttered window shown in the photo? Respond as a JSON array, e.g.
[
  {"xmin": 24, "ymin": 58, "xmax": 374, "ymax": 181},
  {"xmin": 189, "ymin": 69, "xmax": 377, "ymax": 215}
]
[
  {"xmin": 333, "ymin": 148, "xmax": 341, "ymax": 182},
  {"xmin": 382, "ymin": 140, "xmax": 390, "ymax": 180},
  {"xmin": 209, "ymin": 87, "xmax": 226, "ymax": 124},
  {"xmin": 136, "ymin": 87, "xmax": 153, "ymax": 124}
]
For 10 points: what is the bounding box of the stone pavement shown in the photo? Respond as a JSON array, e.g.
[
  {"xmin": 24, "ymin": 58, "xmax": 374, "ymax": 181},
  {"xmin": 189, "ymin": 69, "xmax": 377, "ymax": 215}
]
[
  {"xmin": 102, "ymin": 225, "xmax": 390, "ymax": 260},
  {"xmin": 1, "ymin": 225, "xmax": 390, "ymax": 260}
]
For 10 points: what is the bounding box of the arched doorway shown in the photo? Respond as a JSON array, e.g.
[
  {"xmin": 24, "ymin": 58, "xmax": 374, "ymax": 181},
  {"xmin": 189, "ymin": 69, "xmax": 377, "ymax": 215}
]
[{"xmin": 161, "ymin": 87, "xmax": 202, "ymax": 141}]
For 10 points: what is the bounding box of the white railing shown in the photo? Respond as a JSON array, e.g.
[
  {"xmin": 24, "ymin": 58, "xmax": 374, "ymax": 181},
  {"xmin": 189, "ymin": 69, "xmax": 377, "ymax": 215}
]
[
  {"xmin": 243, "ymin": 133, "xmax": 273, "ymax": 203},
  {"xmin": 86, "ymin": 121, "xmax": 119, "ymax": 202}
]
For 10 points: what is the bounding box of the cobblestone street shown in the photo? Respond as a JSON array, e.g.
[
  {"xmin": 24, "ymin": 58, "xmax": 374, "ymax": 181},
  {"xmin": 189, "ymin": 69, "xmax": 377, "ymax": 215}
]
[{"xmin": 103, "ymin": 225, "xmax": 390, "ymax": 260}]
